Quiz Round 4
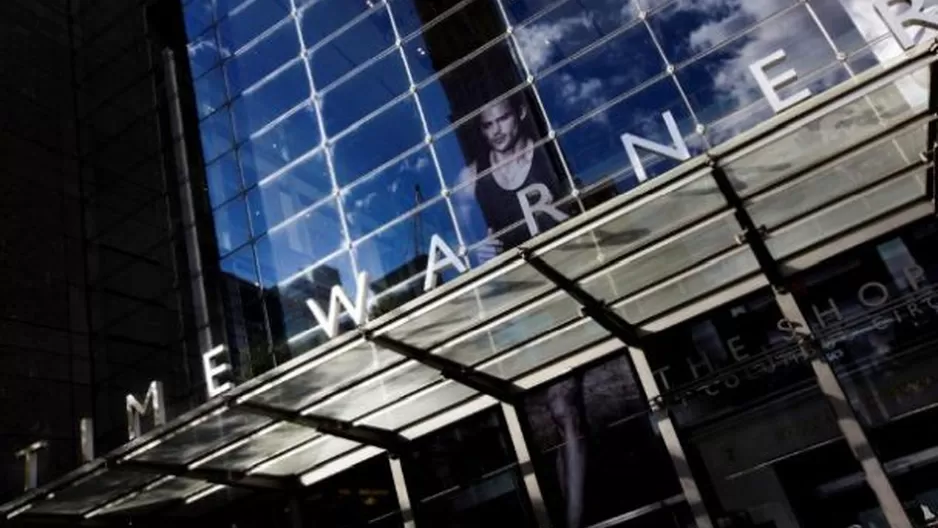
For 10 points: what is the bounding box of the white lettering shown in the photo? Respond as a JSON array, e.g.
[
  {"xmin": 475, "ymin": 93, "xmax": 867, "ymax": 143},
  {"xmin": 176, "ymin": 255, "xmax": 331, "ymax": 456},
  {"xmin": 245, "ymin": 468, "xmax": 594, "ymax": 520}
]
[
  {"xmin": 726, "ymin": 336, "xmax": 751, "ymax": 362},
  {"xmin": 15, "ymin": 441, "xmax": 47, "ymax": 491},
  {"xmin": 517, "ymin": 183, "xmax": 570, "ymax": 237},
  {"xmin": 749, "ymin": 49, "xmax": 812, "ymax": 113},
  {"xmin": 686, "ymin": 351, "xmax": 715, "ymax": 380},
  {"xmin": 621, "ymin": 111, "xmax": 690, "ymax": 183},
  {"xmin": 202, "ymin": 345, "xmax": 234, "ymax": 398},
  {"xmin": 811, "ymin": 298, "xmax": 843, "ymax": 328},
  {"xmin": 653, "ymin": 365, "xmax": 672, "ymax": 391},
  {"xmin": 858, "ymin": 282, "xmax": 889, "ymax": 308},
  {"xmin": 904, "ymin": 264, "xmax": 926, "ymax": 290},
  {"xmin": 80, "ymin": 417, "xmax": 94, "ymax": 462},
  {"xmin": 423, "ymin": 234, "xmax": 467, "ymax": 292},
  {"xmin": 874, "ymin": 0, "xmax": 938, "ymax": 49},
  {"xmin": 306, "ymin": 271, "xmax": 370, "ymax": 338},
  {"xmin": 126, "ymin": 380, "xmax": 167, "ymax": 440}
]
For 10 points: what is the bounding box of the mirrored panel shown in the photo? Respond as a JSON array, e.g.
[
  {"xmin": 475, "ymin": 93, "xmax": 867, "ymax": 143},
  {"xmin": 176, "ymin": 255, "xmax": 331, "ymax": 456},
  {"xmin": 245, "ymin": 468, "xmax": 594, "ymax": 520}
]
[{"xmin": 132, "ymin": 411, "xmax": 271, "ymax": 465}]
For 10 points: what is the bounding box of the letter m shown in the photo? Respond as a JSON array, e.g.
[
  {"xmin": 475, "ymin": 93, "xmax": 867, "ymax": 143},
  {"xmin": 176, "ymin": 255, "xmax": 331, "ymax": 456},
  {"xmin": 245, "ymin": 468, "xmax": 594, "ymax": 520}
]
[
  {"xmin": 306, "ymin": 271, "xmax": 370, "ymax": 338},
  {"xmin": 126, "ymin": 380, "xmax": 166, "ymax": 440}
]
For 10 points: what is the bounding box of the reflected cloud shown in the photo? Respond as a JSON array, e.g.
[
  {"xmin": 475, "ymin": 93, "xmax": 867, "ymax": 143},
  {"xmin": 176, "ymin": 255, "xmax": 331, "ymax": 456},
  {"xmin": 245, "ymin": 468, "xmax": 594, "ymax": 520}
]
[
  {"xmin": 398, "ymin": 154, "xmax": 431, "ymax": 174},
  {"xmin": 515, "ymin": 13, "xmax": 595, "ymax": 72}
]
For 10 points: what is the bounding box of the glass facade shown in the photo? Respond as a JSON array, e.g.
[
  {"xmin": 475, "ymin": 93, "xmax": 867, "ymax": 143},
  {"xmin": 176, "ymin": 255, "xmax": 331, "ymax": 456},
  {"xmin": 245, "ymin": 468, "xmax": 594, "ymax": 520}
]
[{"xmin": 186, "ymin": 0, "xmax": 920, "ymax": 367}]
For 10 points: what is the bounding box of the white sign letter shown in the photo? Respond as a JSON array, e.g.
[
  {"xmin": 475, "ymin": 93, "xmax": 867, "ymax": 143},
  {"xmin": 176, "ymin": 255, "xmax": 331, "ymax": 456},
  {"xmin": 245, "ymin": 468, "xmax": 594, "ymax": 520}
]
[
  {"xmin": 126, "ymin": 380, "xmax": 167, "ymax": 440},
  {"xmin": 749, "ymin": 49, "xmax": 812, "ymax": 113},
  {"xmin": 874, "ymin": 0, "xmax": 938, "ymax": 49},
  {"xmin": 202, "ymin": 345, "xmax": 233, "ymax": 398},
  {"xmin": 306, "ymin": 271, "xmax": 370, "ymax": 338},
  {"xmin": 15, "ymin": 441, "xmax": 48, "ymax": 491},
  {"xmin": 621, "ymin": 111, "xmax": 690, "ymax": 183},
  {"xmin": 424, "ymin": 234, "xmax": 467, "ymax": 292},
  {"xmin": 518, "ymin": 183, "xmax": 570, "ymax": 237}
]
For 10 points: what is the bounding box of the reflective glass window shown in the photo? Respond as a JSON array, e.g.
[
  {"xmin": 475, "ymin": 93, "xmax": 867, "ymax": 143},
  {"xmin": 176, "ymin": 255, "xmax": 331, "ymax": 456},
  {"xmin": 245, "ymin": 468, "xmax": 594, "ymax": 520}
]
[
  {"xmin": 206, "ymin": 150, "xmax": 243, "ymax": 208},
  {"xmin": 521, "ymin": 355, "xmax": 683, "ymax": 528},
  {"xmin": 307, "ymin": 7, "xmax": 397, "ymax": 89},
  {"xmin": 810, "ymin": 0, "xmax": 881, "ymax": 56},
  {"xmin": 214, "ymin": 197, "xmax": 252, "ymax": 255},
  {"xmin": 230, "ymin": 61, "xmax": 309, "ymax": 142},
  {"xmin": 220, "ymin": 243, "xmax": 259, "ymax": 285},
  {"xmin": 299, "ymin": 0, "xmax": 384, "ymax": 48},
  {"xmin": 194, "ymin": 67, "xmax": 229, "ymax": 120},
  {"xmin": 344, "ymin": 147, "xmax": 442, "ymax": 241},
  {"xmin": 217, "ymin": 0, "xmax": 291, "ymax": 52},
  {"xmin": 238, "ymin": 103, "xmax": 321, "ymax": 187},
  {"xmin": 188, "ymin": 28, "xmax": 226, "ymax": 79},
  {"xmin": 402, "ymin": 409, "xmax": 536, "ymax": 527},
  {"xmin": 319, "ymin": 53, "xmax": 410, "ymax": 136},
  {"xmin": 556, "ymin": 76, "xmax": 700, "ymax": 193},
  {"xmin": 247, "ymin": 150, "xmax": 332, "ymax": 235},
  {"xmin": 225, "ymin": 21, "xmax": 300, "ymax": 95},
  {"xmin": 331, "ymin": 96, "xmax": 425, "ymax": 186},
  {"xmin": 297, "ymin": 456, "xmax": 404, "ymax": 528},
  {"xmin": 200, "ymin": 107, "xmax": 235, "ymax": 162},
  {"xmin": 254, "ymin": 199, "xmax": 345, "ymax": 286},
  {"xmin": 184, "ymin": 0, "xmax": 216, "ymax": 38}
]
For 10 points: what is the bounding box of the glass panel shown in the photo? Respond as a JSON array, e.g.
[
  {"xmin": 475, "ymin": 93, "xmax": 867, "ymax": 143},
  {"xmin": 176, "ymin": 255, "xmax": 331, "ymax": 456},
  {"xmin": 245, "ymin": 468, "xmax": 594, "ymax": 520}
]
[
  {"xmin": 484, "ymin": 318, "xmax": 608, "ymax": 380},
  {"xmin": 194, "ymin": 67, "xmax": 228, "ymax": 119},
  {"xmin": 418, "ymin": 40, "xmax": 526, "ymax": 134},
  {"xmin": 202, "ymin": 422, "xmax": 320, "ymax": 471},
  {"xmin": 362, "ymin": 378, "xmax": 477, "ymax": 430},
  {"xmin": 188, "ymin": 28, "xmax": 226, "ymax": 79},
  {"xmin": 97, "ymin": 478, "xmax": 213, "ymax": 515},
  {"xmin": 185, "ymin": 1, "xmax": 216, "ymax": 38},
  {"xmin": 746, "ymin": 122, "xmax": 925, "ymax": 230},
  {"xmin": 199, "ymin": 108, "xmax": 235, "ymax": 162},
  {"xmin": 793, "ymin": 219, "xmax": 938, "ymax": 524},
  {"xmin": 27, "ymin": 471, "xmax": 157, "ymax": 515},
  {"xmin": 238, "ymin": 103, "xmax": 323, "ymax": 187},
  {"xmin": 402, "ymin": 409, "xmax": 535, "ymax": 527},
  {"xmin": 722, "ymin": 62, "xmax": 930, "ymax": 197},
  {"xmin": 225, "ymin": 21, "xmax": 300, "ymax": 95},
  {"xmin": 254, "ymin": 199, "xmax": 345, "ymax": 285},
  {"xmin": 557, "ymin": 75, "xmax": 701, "ymax": 194},
  {"xmin": 304, "ymin": 360, "xmax": 442, "ymax": 421},
  {"xmin": 646, "ymin": 0, "xmax": 796, "ymax": 65},
  {"xmin": 767, "ymin": 169, "xmax": 928, "ymax": 261},
  {"xmin": 616, "ymin": 246, "xmax": 761, "ymax": 324},
  {"xmin": 255, "ymin": 435, "xmax": 359, "ymax": 476},
  {"xmin": 541, "ymin": 169, "xmax": 726, "ymax": 280},
  {"xmin": 401, "ymin": 0, "xmax": 507, "ymax": 84},
  {"xmin": 217, "ymin": 0, "xmax": 291, "ymax": 52},
  {"xmin": 247, "ymin": 154, "xmax": 332, "ymax": 235},
  {"xmin": 331, "ymin": 96, "xmax": 425, "ymax": 186},
  {"xmin": 307, "ymin": 7, "xmax": 397, "ymax": 89},
  {"xmin": 300, "ymin": 0, "xmax": 386, "ymax": 49},
  {"xmin": 513, "ymin": 0, "xmax": 641, "ymax": 74},
  {"xmin": 811, "ymin": 0, "xmax": 884, "ymax": 56},
  {"xmin": 249, "ymin": 341, "xmax": 400, "ymax": 411},
  {"xmin": 214, "ymin": 197, "xmax": 252, "ymax": 255},
  {"xmin": 344, "ymin": 146, "xmax": 442, "ymax": 241},
  {"xmin": 534, "ymin": 22, "xmax": 663, "ymax": 128},
  {"xmin": 220, "ymin": 243, "xmax": 259, "ymax": 285},
  {"xmin": 206, "ymin": 150, "xmax": 243, "ymax": 208},
  {"xmin": 133, "ymin": 410, "xmax": 271, "ymax": 465},
  {"xmin": 296, "ymin": 456, "xmax": 403, "ymax": 528},
  {"xmin": 384, "ymin": 261, "xmax": 551, "ymax": 349},
  {"xmin": 230, "ymin": 61, "xmax": 310, "ymax": 142},
  {"xmin": 521, "ymin": 356, "xmax": 683, "ymax": 528},
  {"xmin": 320, "ymin": 53, "xmax": 410, "ymax": 136}
]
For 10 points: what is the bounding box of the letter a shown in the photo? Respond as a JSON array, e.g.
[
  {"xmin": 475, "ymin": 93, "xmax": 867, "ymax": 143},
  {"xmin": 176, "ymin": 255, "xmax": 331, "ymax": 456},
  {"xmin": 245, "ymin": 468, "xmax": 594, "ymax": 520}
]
[{"xmin": 424, "ymin": 234, "xmax": 467, "ymax": 292}]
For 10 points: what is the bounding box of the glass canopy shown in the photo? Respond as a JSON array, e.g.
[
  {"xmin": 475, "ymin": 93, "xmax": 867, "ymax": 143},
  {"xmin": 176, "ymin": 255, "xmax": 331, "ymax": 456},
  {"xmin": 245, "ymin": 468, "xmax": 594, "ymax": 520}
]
[{"xmin": 3, "ymin": 39, "xmax": 936, "ymax": 524}]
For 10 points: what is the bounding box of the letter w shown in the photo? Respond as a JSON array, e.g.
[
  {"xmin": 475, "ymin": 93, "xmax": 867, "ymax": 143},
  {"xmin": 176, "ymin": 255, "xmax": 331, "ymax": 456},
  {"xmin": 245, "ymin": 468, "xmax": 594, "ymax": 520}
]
[{"xmin": 306, "ymin": 271, "xmax": 370, "ymax": 338}]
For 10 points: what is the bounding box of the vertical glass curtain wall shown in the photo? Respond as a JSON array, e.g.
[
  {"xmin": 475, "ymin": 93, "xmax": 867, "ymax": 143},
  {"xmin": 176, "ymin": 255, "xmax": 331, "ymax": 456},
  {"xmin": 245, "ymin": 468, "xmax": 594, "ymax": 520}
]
[{"xmin": 181, "ymin": 0, "xmax": 911, "ymax": 370}]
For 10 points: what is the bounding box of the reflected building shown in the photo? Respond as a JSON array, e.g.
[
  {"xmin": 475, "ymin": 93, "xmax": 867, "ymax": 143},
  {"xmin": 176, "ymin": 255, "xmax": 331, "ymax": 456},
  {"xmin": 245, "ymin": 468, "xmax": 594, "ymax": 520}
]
[{"xmin": 7, "ymin": 0, "xmax": 938, "ymax": 528}]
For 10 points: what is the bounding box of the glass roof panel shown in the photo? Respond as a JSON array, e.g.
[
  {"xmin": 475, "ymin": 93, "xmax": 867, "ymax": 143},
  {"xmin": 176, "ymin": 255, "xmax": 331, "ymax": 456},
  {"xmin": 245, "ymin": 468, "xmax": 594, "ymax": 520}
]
[
  {"xmin": 482, "ymin": 318, "xmax": 609, "ymax": 380},
  {"xmin": 95, "ymin": 477, "xmax": 214, "ymax": 516},
  {"xmin": 579, "ymin": 212, "xmax": 742, "ymax": 305},
  {"xmin": 131, "ymin": 410, "xmax": 272, "ymax": 465},
  {"xmin": 747, "ymin": 120, "xmax": 930, "ymax": 232},
  {"xmin": 27, "ymin": 471, "xmax": 156, "ymax": 516},
  {"xmin": 361, "ymin": 379, "xmax": 478, "ymax": 432},
  {"xmin": 384, "ymin": 261, "xmax": 552, "ymax": 349},
  {"xmin": 723, "ymin": 60, "xmax": 931, "ymax": 197},
  {"xmin": 252, "ymin": 435, "xmax": 358, "ymax": 477},
  {"xmin": 540, "ymin": 169, "xmax": 727, "ymax": 280},
  {"xmin": 302, "ymin": 361, "xmax": 442, "ymax": 422},
  {"xmin": 767, "ymin": 169, "xmax": 929, "ymax": 261},
  {"xmin": 200, "ymin": 422, "xmax": 321, "ymax": 472},
  {"xmin": 248, "ymin": 341, "xmax": 400, "ymax": 411}
]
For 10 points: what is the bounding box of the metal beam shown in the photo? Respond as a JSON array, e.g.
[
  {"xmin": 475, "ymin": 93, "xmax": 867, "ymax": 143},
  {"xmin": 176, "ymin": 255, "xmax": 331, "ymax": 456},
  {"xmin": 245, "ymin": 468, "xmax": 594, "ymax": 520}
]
[
  {"xmin": 520, "ymin": 252, "xmax": 643, "ymax": 347},
  {"xmin": 238, "ymin": 400, "xmax": 409, "ymax": 454},
  {"xmin": 116, "ymin": 460, "xmax": 293, "ymax": 491},
  {"xmin": 365, "ymin": 333, "xmax": 524, "ymax": 404}
]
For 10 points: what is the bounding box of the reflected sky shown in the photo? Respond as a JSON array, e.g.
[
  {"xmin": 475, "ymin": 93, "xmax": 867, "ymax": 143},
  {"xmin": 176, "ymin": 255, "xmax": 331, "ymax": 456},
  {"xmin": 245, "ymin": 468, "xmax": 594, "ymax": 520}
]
[{"xmin": 184, "ymin": 0, "xmax": 894, "ymax": 359}]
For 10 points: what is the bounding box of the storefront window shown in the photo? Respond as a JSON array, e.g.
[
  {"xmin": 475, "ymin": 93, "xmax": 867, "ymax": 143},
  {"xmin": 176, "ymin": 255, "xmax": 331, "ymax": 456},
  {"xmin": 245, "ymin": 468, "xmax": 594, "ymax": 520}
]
[
  {"xmin": 645, "ymin": 291, "xmax": 882, "ymax": 527},
  {"xmin": 521, "ymin": 355, "xmax": 687, "ymax": 528},
  {"xmin": 297, "ymin": 456, "xmax": 403, "ymax": 528},
  {"xmin": 401, "ymin": 409, "xmax": 535, "ymax": 527},
  {"xmin": 793, "ymin": 219, "xmax": 938, "ymax": 526}
]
